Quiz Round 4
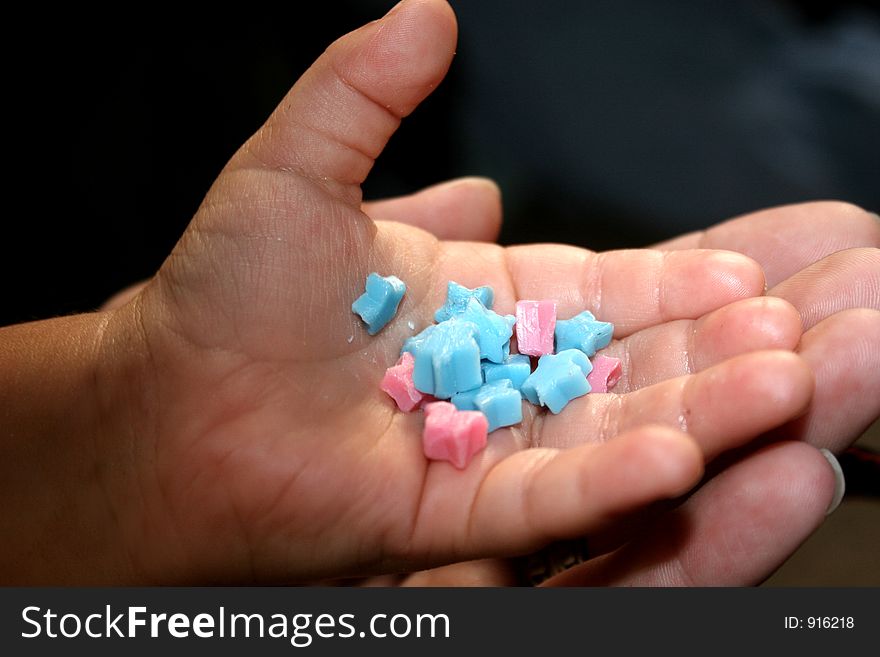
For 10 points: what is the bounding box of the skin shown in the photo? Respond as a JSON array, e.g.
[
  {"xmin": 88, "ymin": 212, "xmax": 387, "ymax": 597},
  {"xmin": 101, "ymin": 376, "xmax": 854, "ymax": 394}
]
[
  {"xmin": 382, "ymin": 192, "xmax": 880, "ymax": 586},
  {"xmin": 1, "ymin": 0, "xmax": 877, "ymax": 585}
]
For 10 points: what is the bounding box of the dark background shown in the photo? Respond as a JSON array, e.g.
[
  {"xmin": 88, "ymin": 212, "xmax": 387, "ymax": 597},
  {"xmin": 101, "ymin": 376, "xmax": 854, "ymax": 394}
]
[{"xmin": 3, "ymin": 0, "xmax": 878, "ymax": 327}]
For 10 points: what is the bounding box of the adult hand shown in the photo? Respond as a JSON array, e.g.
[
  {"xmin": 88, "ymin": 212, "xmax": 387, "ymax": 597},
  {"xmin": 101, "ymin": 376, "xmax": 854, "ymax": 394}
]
[{"xmin": 546, "ymin": 203, "xmax": 878, "ymax": 586}]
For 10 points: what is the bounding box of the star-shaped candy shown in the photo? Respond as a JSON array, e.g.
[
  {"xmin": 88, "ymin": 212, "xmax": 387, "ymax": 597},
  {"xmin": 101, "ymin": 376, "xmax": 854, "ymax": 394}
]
[
  {"xmin": 473, "ymin": 379, "xmax": 523, "ymax": 432},
  {"xmin": 457, "ymin": 298, "xmax": 515, "ymax": 364},
  {"xmin": 587, "ymin": 355, "xmax": 622, "ymax": 393},
  {"xmin": 451, "ymin": 385, "xmax": 481, "ymax": 411},
  {"xmin": 434, "ymin": 281, "xmax": 495, "ymax": 322},
  {"xmin": 351, "ymin": 273, "xmax": 406, "ymax": 335},
  {"xmin": 380, "ymin": 352, "xmax": 424, "ymax": 412},
  {"xmin": 482, "ymin": 353, "xmax": 532, "ymax": 395},
  {"xmin": 402, "ymin": 318, "xmax": 483, "ymax": 399},
  {"xmin": 554, "ymin": 310, "xmax": 613, "ymax": 357},
  {"xmin": 516, "ymin": 300, "xmax": 557, "ymax": 357},
  {"xmin": 522, "ymin": 349, "xmax": 592, "ymax": 414},
  {"xmin": 422, "ymin": 401, "xmax": 489, "ymax": 469}
]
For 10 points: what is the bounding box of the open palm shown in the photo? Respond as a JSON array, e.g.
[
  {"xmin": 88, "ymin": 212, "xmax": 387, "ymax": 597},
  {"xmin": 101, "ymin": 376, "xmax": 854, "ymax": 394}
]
[{"xmin": 101, "ymin": 0, "xmax": 841, "ymax": 583}]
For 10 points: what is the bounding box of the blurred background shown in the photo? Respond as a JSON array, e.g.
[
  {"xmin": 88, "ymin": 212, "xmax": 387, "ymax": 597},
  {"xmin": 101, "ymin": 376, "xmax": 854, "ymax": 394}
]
[{"xmin": 3, "ymin": 0, "xmax": 877, "ymax": 583}]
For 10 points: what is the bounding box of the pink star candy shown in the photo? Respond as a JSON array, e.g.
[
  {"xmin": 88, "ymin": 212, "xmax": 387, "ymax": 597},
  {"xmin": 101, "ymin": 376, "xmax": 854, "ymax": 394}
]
[
  {"xmin": 586, "ymin": 355, "xmax": 622, "ymax": 393},
  {"xmin": 422, "ymin": 401, "xmax": 489, "ymax": 469},
  {"xmin": 515, "ymin": 300, "xmax": 557, "ymax": 356},
  {"xmin": 380, "ymin": 352, "xmax": 424, "ymax": 412}
]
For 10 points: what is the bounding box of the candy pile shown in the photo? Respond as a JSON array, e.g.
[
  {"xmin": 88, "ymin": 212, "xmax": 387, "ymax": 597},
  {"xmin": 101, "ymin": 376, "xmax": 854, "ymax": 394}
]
[{"xmin": 352, "ymin": 275, "xmax": 621, "ymax": 469}]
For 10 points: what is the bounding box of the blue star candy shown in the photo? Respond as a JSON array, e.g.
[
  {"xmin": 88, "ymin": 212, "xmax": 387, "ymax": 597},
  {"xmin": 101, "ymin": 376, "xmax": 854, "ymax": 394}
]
[
  {"xmin": 473, "ymin": 379, "xmax": 523, "ymax": 432},
  {"xmin": 402, "ymin": 318, "xmax": 483, "ymax": 399},
  {"xmin": 451, "ymin": 385, "xmax": 481, "ymax": 411},
  {"xmin": 456, "ymin": 298, "xmax": 515, "ymax": 364},
  {"xmin": 351, "ymin": 273, "xmax": 406, "ymax": 335},
  {"xmin": 521, "ymin": 349, "xmax": 593, "ymax": 414},
  {"xmin": 434, "ymin": 281, "xmax": 495, "ymax": 322},
  {"xmin": 482, "ymin": 353, "xmax": 531, "ymax": 395},
  {"xmin": 554, "ymin": 311, "xmax": 614, "ymax": 357}
]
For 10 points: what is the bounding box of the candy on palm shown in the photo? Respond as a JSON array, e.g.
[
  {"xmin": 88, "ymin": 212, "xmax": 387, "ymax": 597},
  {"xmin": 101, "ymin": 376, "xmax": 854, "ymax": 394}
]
[
  {"xmin": 351, "ymin": 273, "xmax": 406, "ymax": 335},
  {"xmin": 359, "ymin": 274, "xmax": 619, "ymax": 469}
]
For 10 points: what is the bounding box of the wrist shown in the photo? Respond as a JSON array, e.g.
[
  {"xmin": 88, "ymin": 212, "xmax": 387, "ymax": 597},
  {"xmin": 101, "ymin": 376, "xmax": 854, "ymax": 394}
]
[
  {"xmin": 0, "ymin": 303, "xmax": 163, "ymax": 583},
  {"xmin": 91, "ymin": 301, "xmax": 165, "ymax": 583},
  {"xmin": 0, "ymin": 311, "xmax": 132, "ymax": 581}
]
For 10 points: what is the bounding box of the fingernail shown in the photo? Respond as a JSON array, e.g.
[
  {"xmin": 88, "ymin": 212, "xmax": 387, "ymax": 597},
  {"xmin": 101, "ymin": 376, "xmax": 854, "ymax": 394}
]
[
  {"xmin": 441, "ymin": 176, "xmax": 502, "ymax": 194},
  {"xmin": 819, "ymin": 448, "xmax": 845, "ymax": 515},
  {"xmin": 869, "ymin": 212, "xmax": 880, "ymax": 224}
]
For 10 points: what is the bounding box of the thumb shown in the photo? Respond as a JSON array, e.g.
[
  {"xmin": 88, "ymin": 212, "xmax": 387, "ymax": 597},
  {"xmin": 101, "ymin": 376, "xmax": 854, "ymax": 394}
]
[{"xmin": 233, "ymin": 0, "xmax": 457, "ymax": 202}]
